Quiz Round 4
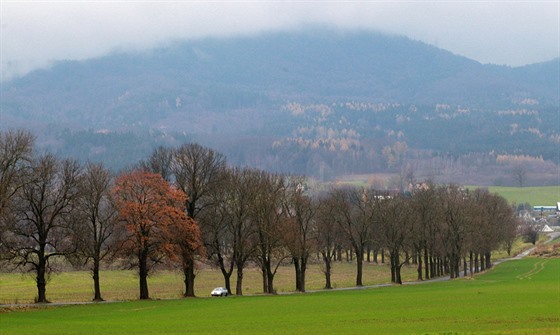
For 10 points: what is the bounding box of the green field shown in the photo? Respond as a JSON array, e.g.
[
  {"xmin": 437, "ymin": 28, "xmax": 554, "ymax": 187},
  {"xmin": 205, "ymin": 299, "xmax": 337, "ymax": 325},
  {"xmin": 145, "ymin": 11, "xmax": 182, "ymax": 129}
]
[
  {"xmin": 482, "ymin": 186, "xmax": 560, "ymax": 207},
  {"xmin": 1, "ymin": 257, "xmax": 559, "ymax": 334},
  {"xmin": 334, "ymin": 176, "xmax": 559, "ymax": 207}
]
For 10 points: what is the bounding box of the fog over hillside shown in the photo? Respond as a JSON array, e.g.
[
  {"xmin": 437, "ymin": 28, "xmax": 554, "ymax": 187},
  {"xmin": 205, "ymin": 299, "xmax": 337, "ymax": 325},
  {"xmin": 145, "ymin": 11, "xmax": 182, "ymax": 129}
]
[{"xmin": 1, "ymin": 31, "xmax": 558, "ymax": 186}]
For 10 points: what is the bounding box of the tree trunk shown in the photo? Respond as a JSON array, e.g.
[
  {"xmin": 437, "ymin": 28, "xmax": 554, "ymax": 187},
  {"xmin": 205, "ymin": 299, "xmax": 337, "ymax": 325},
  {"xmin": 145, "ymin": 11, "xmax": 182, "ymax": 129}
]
[
  {"xmin": 417, "ymin": 253, "xmax": 423, "ymax": 281},
  {"xmin": 293, "ymin": 257, "xmax": 301, "ymax": 292},
  {"xmin": 390, "ymin": 251, "xmax": 402, "ymax": 284},
  {"xmin": 217, "ymin": 252, "xmax": 233, "ymax": 294},
  {"xmin": 423, "ymin": 245, "xmax": 430, "ymax": 280},
  {"xmin": 223, "ymin": 272, "xmax": 232, "ymax": 294},
  {"xmin": 35, "ymin": 242, "xmax": 48, "ymax": 303},
  {"xmin": 322, "ymin": 252, "xmax": 332, "ymax": 289},
  {"xmin": 92, "ymin": 258, "xmax": 103, "ymax": 301},
  {"xmin": 485, "ymin": 251, "xmax": 492, "ymax": 270},
  {"xmin": 294, "ymin": 256, "xmax": 308, "ymax": 292},
  {"xmin": 469, "ymin": 252, "xmax": 474, "ymax": 277},
  {"xmin": 266, "ymin": 265, "xmax": 275, "ymax": 294},
  {"xmin": 390, "ymin": 263, "xmax": 396, "ymax": 283},
  {"xmin": 449, "ymin": 256, "xmax": 453, "ymax": 276},
  {"xmin": 36, "ymin": 256, "xmax": 48, "ymax": 303},
  {"xmin": 183, "ymin": 258, "xmax": 196, "ymax": 297},
  {"xmin": 474, "ymin": 253, "xmax": 479, "ymax": 273},
  {"xmin": 395, "ymin": 263, "xmax": 402, "ymax": 285},
  {"xmin": 139, "ymin": 253, "xmax": 149, "ymax": 300},
  {"xmin": 430, "ymin": 256, "xmax": 436, "ymax": 277},
  {"xmin": 236, "ymin": 263, "xmax": 244, "ymax": 296},
  {"xmin": 300, "ymin": 257, "xmax": 307, "ymax": 292},
  {"xmin": 261, "ymin": 260, "xmax": 268, "ymax": 293},
  {"xmin": 355, "ymin": 248, "xmax": 363, "ymax": 286},
  {"xmin": 450, "ymin": 254, "xmax": 460, "ymax": 279},
  {"xmin": 506, "ymin": 241, "xmax": 513, "ymax": 256}
]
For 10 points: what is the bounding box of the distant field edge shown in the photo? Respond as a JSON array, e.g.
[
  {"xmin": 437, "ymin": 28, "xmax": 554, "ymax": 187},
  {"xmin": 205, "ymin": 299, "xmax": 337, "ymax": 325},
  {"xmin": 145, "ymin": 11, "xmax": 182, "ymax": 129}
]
[{"xmin": 466, "ymin": 185, "xmax": 560, "ymax": 206}]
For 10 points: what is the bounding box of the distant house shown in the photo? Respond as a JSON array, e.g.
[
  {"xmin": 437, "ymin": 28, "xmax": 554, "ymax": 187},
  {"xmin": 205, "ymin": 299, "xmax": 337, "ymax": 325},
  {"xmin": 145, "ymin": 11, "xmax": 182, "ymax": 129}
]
[
  {"xmin": 518, "ymin": 210, "xmax": 532, "ymax": 221},
  {"xmin": 542, "ymin": 224, "xmax": 554, "ymax": 233},
  {"xmin": 533, "ymin": 205, "xmax": 557, "ymax": 212}
]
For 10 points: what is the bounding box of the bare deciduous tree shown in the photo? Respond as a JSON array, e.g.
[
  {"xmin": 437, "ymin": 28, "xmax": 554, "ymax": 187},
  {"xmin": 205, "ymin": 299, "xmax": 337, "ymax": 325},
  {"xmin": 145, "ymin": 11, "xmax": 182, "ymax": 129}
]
[
  {"xmin": 139, "ymin": 146, "xmax": 174, "ymax": 182},
  {"xmin": 316, "ymin": 193, "xmax": 343, "ymax": 289},
  {"xmin": 0, "ymin": 129, "xmax": 34, "ymax": 216},
  {"xmin": 200, "ymin": 175, "xmax": 235, "ymax": 293},
  {"xmin": 522, "ymin": 223, "xmax": 542, "ymax": 246},
  {"xmin": 227, "ymin": 167, "xmax": 259, "ymax": 296},
  {"xmin": 375, "ymin": 193, "xmax": 413, "ymax": 284},
  {"xmin": 252, "ymin": 170, "xmax": 289, "ymax": 294},
  {"xmin": 511, "ymin": 165, "xmax": 528, "ymax": 188},
  {"xmin": 409, "ymin": 183, "xmax": 440, "ymax": 281},
  {"xmin": 283, "ymin": 176, "xmax": 316, "ymax": 293},
  {"xmin": 328, "ymin": 187, "xmax": 375, "ymax": 287},
  {"xmin": 172, "ymin": 143, "xmax": 226, "ymax": 297},
  {"xmin": 3, "ymin": 154, "xmax": 81, "ymax": 303},
  {"xmin": 72, "ymin": 162, "xmax": 118, "ymax": 301},
  {"xmin": 437, "ymin": 185, "xmax": 469, "ymax": 279}
]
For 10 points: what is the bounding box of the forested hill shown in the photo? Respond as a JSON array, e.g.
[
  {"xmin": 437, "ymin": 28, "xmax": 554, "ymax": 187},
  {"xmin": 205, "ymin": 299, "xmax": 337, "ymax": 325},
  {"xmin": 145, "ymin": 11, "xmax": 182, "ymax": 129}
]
[{"xmin": 1, "ymin": 30, "xmax": 559, "ymax": 184}]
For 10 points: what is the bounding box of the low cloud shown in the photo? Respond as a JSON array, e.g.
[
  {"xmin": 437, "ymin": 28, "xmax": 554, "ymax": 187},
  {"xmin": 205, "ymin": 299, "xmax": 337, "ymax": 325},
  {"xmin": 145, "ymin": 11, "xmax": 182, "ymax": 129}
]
[{"xmin": 1, "ymin": 1, "xmax": 558, "ymax": 80}]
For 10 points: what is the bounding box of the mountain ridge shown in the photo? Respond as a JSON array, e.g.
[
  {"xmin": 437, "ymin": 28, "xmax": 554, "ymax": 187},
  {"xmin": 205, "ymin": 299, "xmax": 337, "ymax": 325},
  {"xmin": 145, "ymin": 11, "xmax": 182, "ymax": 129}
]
[
  {"xmin": 3, "ymin": 31, "xmax": 558, "ymax": 112},
  {"xmin": 1, "ymin": 30, "xmax": 558, "ymax": 185}
]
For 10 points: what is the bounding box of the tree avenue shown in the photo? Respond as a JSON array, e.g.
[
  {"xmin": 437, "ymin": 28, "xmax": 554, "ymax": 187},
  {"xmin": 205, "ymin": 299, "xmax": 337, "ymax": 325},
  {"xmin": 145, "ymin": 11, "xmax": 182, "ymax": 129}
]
[{"xmin": 0, "ymin": 129, "xmax": 521, "ymax": 302}]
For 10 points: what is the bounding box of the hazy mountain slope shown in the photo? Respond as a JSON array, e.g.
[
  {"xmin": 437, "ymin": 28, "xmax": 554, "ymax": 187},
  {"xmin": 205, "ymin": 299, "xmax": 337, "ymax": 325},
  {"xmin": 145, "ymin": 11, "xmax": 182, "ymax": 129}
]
[
  {"xmin": 0, "ymin": 31, "xmax": 558, "ymax": 182},
  {"xmin": 2, "ymin": 31, "xmax": 557, "ymax": 130}
]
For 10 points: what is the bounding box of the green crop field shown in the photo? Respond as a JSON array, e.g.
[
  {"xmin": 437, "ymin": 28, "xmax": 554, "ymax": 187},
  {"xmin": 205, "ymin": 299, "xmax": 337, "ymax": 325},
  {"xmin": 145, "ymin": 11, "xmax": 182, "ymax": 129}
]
[
  {"xmin": 1, "ymin": 257, "xmax": 559, "ymax": 335},
  {"xmin": 468, "ymin": 186, "xmax": 560, "ymax": 207},
  {"xmin": 332, "ymin": 178, "xmax": 559, "ymax": 208}
]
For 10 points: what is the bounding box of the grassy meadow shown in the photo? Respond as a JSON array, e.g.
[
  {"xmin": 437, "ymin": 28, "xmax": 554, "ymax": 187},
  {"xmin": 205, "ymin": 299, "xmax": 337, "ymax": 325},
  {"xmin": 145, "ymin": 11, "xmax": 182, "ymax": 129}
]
[
  {"xmin": 0, "ymin": 261, "xmax": 420, "ymax": 304},
  {"xmin": 1, "ymin": 257, "xmax": 559, "ymax": 334},
  {"xmin": 0, "ymin": 237, "xmax": 538, "ymax": 305},
  {"xmin": 482, "ymin": 186, "xmax": 559, "ymax": 207},
  {"xmin": 334, "ymin": 174, "xmax": 559, "ymax": 207}
]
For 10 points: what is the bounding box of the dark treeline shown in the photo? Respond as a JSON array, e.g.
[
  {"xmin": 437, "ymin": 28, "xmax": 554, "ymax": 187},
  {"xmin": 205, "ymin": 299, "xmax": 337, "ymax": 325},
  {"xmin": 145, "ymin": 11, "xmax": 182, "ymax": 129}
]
[{"xmin": 0, "ymin": 129, "xmax": 519, "ymax": 303}]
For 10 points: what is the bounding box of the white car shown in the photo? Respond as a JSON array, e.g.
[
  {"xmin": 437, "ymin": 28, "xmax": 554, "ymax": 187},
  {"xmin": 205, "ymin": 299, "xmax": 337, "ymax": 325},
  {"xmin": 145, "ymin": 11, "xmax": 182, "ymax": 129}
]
[{"xmin": 211, "ymin": 287, "xmax": 229, "ymax": 297}]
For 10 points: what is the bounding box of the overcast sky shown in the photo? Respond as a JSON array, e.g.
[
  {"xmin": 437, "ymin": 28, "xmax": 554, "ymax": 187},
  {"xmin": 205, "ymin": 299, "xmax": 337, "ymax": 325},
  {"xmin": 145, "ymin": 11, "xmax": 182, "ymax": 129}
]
[{"xmin": 1, "ymin": 1, "xmax": 559, "ymax": 81}]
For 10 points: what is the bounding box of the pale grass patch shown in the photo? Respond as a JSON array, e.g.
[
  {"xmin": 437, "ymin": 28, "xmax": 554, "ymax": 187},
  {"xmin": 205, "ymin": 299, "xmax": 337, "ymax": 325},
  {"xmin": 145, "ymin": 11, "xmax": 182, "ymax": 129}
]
[{"xmin": 0, "ymin": 260, "xmax": 419, "ymax": 304}]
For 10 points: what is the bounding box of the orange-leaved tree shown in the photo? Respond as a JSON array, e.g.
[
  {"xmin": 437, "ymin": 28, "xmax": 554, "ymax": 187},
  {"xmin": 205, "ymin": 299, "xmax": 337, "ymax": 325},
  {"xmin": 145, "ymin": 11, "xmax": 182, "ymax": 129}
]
[{"xmin": 112, "ymin": 170, "xmax": 201, "ymax": 300}]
